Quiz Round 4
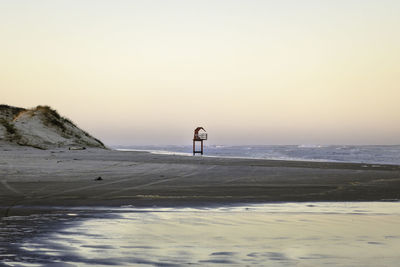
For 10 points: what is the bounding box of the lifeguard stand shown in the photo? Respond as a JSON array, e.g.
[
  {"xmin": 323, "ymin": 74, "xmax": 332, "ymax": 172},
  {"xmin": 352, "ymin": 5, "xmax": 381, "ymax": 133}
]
[{"xmin": 193, "ymin": 127, "xmax": 207, "ymax": 155}]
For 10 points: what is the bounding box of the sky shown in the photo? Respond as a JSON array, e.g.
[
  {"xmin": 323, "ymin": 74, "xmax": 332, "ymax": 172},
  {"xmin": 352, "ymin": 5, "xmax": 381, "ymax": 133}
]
[{"xmin": 1, "ymin": 0, "xmax": 399, "ymax": 145}]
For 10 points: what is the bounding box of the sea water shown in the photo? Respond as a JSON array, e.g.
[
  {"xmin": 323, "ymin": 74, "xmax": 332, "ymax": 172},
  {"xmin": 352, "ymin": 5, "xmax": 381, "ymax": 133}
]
[
  {"xmin": 1, "ymin": 202, "xmax": 400, "ymax": 266},
  {"xmin": 115, "ymin": 145, "xmax": 400, "ymax": 165}
]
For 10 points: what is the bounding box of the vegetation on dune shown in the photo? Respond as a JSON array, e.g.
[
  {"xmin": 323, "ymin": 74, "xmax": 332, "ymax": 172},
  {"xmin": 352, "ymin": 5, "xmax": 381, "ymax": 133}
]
[
  {"xmin": 0, "ymin": 118, "xmax": 22, "ymax": 141},
  {"xmin": 33, "ymin": 105, "xmax": 105, "ymax": 147},
  {"xmin": 34, "ymin": 106, "xmax": 78, "ymax": 129},
  {"xmin": 0, "ymin": 104, "xmax": 25, "ymax": 113},
  {"xmin": 0, "ymin": 104, "xmax": 26, "ymax": 120},
  {"xmin": 37, "ymin": 105, "xmax": 68, "ymax": 132},
  {"xmin": 93, "ymin": 137, "xmax": 105, "ymax": 147},
  {"xmin": 0, "ymin": 118, "xmax": 17, "ymax": 134}
]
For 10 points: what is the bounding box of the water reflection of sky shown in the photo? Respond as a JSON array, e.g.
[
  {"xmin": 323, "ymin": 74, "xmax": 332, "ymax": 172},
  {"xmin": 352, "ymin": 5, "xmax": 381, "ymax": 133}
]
[{"xmin": 2, "ymin": 202, "xmax": 400, "ymax": 266}]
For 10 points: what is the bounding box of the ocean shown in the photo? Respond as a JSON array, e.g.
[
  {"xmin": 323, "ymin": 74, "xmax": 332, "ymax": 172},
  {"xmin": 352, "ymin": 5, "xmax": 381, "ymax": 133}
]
[{"xmin": 115, "ymin": 144, "xmax": 400, "ymax": 165}]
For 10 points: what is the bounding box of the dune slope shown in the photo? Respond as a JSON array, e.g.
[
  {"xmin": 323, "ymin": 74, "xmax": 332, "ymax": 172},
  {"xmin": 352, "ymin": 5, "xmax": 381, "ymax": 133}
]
[{"xmin": 0, "ymin": 105, "xmax": 105, "ymax": 149}]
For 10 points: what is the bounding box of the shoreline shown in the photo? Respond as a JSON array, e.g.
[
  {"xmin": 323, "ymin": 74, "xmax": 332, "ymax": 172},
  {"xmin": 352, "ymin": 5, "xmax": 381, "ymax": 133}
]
[
  {"xmin": 114, "ymin": 145, "xmax": 400, "ymax": 166},
  {"xmin": 5, "ymin": 199, "xmax": 400, "ymax": 218},
  {"xmin": 116, "ymin": 148, "xmax": 348, "ymax": 164},
  {"xmin": 1, "ymin": 145, "xmax": 400, "ymax": 217}
]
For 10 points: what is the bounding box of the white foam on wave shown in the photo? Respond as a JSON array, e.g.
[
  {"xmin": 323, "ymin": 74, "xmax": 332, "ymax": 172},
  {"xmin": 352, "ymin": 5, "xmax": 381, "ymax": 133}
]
[
  {"xmin": 116, "ymin": 148, "xmax": 343, "ymax": 163},
  {"xmin": 115, "ymin": 145, "xmax": 400, "ymax": 165}
]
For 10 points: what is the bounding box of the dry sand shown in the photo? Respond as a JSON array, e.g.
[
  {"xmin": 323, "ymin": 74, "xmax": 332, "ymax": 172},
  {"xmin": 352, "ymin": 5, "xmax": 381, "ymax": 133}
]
[{"xmin": 1, "ymin": 145, "xmax": 400, "ymax": 217}]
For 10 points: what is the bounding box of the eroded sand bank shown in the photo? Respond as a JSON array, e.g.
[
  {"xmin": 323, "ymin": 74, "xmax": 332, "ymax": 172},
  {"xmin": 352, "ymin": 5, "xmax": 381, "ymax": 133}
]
[{"xmin": 1, "ymin": 145, "xmax": 400, "ymax": 216}]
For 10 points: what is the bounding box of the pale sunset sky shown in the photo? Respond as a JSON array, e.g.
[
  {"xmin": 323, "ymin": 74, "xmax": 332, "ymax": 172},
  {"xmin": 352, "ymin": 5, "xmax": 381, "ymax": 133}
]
[{"xmin": 1, "ymin": 1, "xmax": 399, "ymax": 145}]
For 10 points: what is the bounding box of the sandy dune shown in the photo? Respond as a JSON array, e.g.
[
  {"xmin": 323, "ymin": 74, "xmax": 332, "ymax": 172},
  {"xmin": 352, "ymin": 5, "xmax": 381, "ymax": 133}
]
[{"xmin": 0, "ymin": 105, "xmax": 105, "ymax": 149}]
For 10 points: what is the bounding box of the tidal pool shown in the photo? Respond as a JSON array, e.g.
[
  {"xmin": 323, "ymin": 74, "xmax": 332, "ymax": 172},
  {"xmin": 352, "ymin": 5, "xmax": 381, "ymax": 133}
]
[{"xmin": 1, "ymin": 202, "xmax": 400, "ymax": 266}]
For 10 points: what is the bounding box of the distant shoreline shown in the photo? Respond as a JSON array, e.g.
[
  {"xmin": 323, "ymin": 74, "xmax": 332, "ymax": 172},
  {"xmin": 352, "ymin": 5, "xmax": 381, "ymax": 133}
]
[
  {"xmin": 115, "ymin": 148, "xmax": 344, "ymax": 163},
  {"xmin": 1, "ymin": 145, "xmax": 400, "ymax": 217},
  {"xmin": 114, "ymin": 144, "xmax": 400, "ymax": 166}
]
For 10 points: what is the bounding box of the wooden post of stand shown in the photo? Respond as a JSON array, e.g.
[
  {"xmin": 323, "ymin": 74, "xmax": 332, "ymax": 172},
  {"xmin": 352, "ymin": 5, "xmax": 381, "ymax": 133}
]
[
  {"xmin": 193, "ymin": 140, "xmax": 204, "ymax": 155},
  {"xmin": 193, "ymin": 127, "xmax": 207, "ymax": 156}
]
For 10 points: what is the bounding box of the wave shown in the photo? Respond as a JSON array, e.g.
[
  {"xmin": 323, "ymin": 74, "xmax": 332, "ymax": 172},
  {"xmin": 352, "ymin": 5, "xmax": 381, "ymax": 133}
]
[{"xmin": 114, "ymin": 145, "xmax": 400, "ymax": 165}]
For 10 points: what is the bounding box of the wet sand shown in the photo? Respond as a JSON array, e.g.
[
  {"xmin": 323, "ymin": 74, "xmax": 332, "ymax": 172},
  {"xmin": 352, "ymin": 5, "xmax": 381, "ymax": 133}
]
[
  {"xmin": 1, "ymin": 145, "xmax": 400, "ymax": 217},
  {"xmin": 3, "ymin": 203, "xmax": 400, "ymax": 266}
]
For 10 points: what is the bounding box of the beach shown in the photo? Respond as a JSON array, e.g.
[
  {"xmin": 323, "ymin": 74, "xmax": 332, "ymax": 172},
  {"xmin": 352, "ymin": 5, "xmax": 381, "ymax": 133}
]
[
  {"xmin": 2, "ymin": 146, "xmax": 400, "ymax": 266},
  {"xmin": 1, "ymin": 145, "xmax": 400, "ymax": 217}
]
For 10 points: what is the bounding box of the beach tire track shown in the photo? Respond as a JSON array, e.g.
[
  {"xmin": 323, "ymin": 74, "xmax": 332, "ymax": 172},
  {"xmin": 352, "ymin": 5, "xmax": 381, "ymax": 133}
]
[
  {"xmin": 36, "ymin": 174, "xmax": 138, "ymax": 199},
  {"xmin": 1, "ymin": 180, "xmax": 27, "ymax": 196},
  {"xmin": 0, "ymin": 161, "xmax": 21, "ymax": 178},
  {"xmin": 97, "ymin": 177, "xmax": 182, "ymax": 197},
  {"xmin": 96, "ymin": 168, "xmax": 209, "ymax": 198},
  {"xmin": 34, "ymin": 164, "xmax": 166, "ymax": 199}
]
